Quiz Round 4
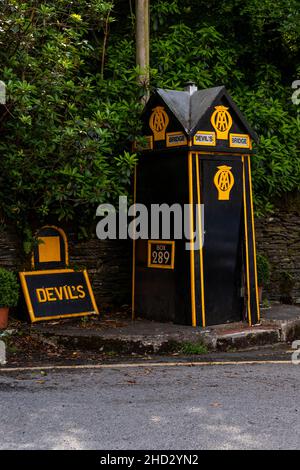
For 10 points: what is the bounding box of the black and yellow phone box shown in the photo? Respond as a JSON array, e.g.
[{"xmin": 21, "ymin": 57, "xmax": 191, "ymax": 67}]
[
  {"xmin": 132, "ymin": 83, "xmax": 260, "ymax": 328},
  {"xmin": 19, "ymin": 269, "xmax": 99, "ymax": 323}
]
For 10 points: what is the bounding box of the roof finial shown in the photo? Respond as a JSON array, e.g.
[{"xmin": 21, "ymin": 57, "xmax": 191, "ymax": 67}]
[{"xmin": 184, "ymin": 81, "xmax": 197, "ymax": 95}]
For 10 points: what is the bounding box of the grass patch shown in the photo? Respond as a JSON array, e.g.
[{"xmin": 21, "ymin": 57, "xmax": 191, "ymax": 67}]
[
  {"xmin": 105, "ymin": 351, "xmax": 118, "ymax": 357},
  {"xmin": 5, "ymin": 342, "xmax": 19, "ymax": 354},
  {"xmin": 179, "ymin": 341, "xmax": 208, "ymax": 355}
]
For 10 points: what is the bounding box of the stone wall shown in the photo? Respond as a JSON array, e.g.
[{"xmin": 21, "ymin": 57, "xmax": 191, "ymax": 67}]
[
  {"xmin": 0, "ymin": 226, "xmax": 132, "ymax": 308},
  {"xmin": 0, "ymin": 226, "xmax": 23, "ymax": 271},
  {"xmin": 0, "ymin": 196, "xmax": 299, "ymax": 307},
  {"xmin": 68, "ymin": 236, "xmax": 132, "ymax": 307},
  {"xmin": 255, "ymin": 196, "xmax": 300, "ymax": 303}
]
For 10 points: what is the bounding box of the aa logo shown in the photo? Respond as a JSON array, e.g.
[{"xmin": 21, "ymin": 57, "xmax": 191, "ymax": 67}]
[
  {"xmin": 211, "ymin": 105, "xmax": 233, "ymax": 139},
  {"xmin": 149, "ymin": 106, "xmax": 169, "ymax": 141},
  {"xmin": 214, "ymin": 165, "xmax": 235, "ymax": 201}
]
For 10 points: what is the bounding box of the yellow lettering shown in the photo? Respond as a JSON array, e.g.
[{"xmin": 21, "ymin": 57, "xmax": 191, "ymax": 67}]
[
  {"xmin": 77, "ymin": 285, "xmax": 86, "ymax": 299},
  {"xmin": 36, "ymin": 284, "xmax": 87, "ymax": 303},
  {"xmin": 68, "ymin": 286, "xmax": 78, "ymax": 300},
  {"xmin": 54, "ymin": 287, "xmax": 64, "ymax": 300},
  {"xmin": 63, "ymin": 285, "xmax": 69, "ymax": 300},
  {"xmin": 36, "ymin": 288, "xmax": 47, "ymax": 303},
  {"xmin": 45, "ymin": 288, "xmax": 56, "ymax": 302}
]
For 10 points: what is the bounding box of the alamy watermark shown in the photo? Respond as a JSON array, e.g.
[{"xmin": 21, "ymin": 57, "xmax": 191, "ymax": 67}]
[
  {"xmin": 291, "ymin": 340, "xmax": 300, "ymax": 365},
  {"xmin": 0, "ymin": 80, "xmax": 6, "ymax": 105},
  {"xmin": 292, "ymin": 80, "xmax": 300, "ymax": 105},
  {"xmin": 0, "ymin": 340, "xmax": 6, "ymax": 365},
  {"xmin": 96, "ymin": 196, "xmax": 205, "ymax": 250}
]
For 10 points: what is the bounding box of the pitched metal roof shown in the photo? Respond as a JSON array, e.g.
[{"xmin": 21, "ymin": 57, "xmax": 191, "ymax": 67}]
[{"xmin": 153, "ymin": 86, "xmax": 258, "ymax": 142}]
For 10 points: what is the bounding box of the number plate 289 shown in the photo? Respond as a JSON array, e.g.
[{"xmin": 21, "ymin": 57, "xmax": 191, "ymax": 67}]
[{"xmin": 147, "ymin": 240, "xmax": 175, "ymax": 269}]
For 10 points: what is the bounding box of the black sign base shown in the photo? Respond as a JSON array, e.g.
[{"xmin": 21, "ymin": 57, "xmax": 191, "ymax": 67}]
[{"xmin": 19, "ymin": 269, "xmax": 99, "ymax": 322}]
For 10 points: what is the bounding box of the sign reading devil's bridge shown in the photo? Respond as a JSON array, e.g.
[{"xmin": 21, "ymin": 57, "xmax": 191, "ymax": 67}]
[
  {"xmin": 19, "ymin": 269, "xmax": 99, "ymax": 322},
  {"xmin": 19, "ymin": 226, "xmax": 98, "ymax": 322}
]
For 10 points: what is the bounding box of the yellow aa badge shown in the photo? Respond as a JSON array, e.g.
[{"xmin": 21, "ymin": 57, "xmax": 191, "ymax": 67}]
[
  {"xmin": 214, "ymin": 165, "xmax": 235, "ymax": 200},
  {"xmin": 210, "ymin": 106, "xmax": 233, "ymax": 140},
  {"xmin": 149, "ymin": 106, "xmax": 169, "ymax": 141}
]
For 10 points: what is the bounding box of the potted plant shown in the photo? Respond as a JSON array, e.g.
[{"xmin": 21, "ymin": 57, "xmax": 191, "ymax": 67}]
[
  {"xmin": 256, "ymin": 253, "xmax": 271, "ymax": 303},
  {"xmin": 0, "ymin": 268, "xmax": 19, "ymax": 329}
]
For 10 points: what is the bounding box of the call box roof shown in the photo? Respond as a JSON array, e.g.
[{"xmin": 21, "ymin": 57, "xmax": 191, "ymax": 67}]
[{"xmin": 141, "ymin": 85, "xmax": 259, "ymax": 150}]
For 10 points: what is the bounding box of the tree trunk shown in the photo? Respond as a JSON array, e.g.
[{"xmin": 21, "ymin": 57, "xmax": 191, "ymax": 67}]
[{"xmin": 136, "ymin": 0, "xmax": 150, "ymax": 101}]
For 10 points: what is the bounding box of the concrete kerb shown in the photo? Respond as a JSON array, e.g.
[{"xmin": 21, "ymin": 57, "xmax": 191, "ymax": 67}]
[
  {"xmin": 215, "ymin": 328, "xmax": 281, "ymax": 351},
  {"xmin": 28, "ymin": 305, "xmax": 300, "ymax": 355},
  {"xmin": 32, "ymin": 324, "xmax": 285, "ymax": 355},
  {"xmin": 38, "ymin": 330, "xmax": 214, "ymax": 355},
  {"xmin": 261, "ymin": 318, "xmax": 300, "ymax": 343}
]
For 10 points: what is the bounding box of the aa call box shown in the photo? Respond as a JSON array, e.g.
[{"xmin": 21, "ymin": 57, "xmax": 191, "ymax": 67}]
[{"xmin": 132, "ymin": 84, "xmax": 260, "ymax": 327}]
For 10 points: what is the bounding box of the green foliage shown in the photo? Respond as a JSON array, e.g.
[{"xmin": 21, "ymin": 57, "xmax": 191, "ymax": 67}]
[
  {"xmin": 147, "ymin": 0, "xmax": 300, "ymax": 214},
  {"xmin": 0, "ymin": 1, "xmax": 140, "ymax": 237},
  {"xmin": 0, "ymin": 0, "xmax": 299, "ymax": 239},
  {"xmin": 180, "ymin": 341, "xmax": 208, "ymax": 355},
  {"xmin": 109, "ymin": 0, "xmax": 300, "ymax": 214},
  {"xmin": 256, "ymin": 253, "xmax": 271, "ymax": 286},
  {"xmin": 0, "ymin": 268, "xmax": 19, "ymax": 307}
]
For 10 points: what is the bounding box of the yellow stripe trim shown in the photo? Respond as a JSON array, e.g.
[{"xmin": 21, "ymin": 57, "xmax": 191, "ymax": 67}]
[
  {"xmin": 195, "ymin": 154, "xmax": 206, "ymax": 327},
  {"xmin": 0, "ymin": 360, "xmax": 293, "ymax": 373},
  {"xmin": 247, "ymin": 155, "xmax": 260, "ymax": 322},
  {"xmin": 83, "ymin": 269, "xmax": 99, "ymax": 315},
  {"xmin": 132, "ymin": 165, "xmax": 137, "ymax": 320},
  {"xmin": 242, "ymin": 156, "xmax": 252, "ymax": 326},
  {"xmin": 19, "ymin": 271, "xmax": 35, "ymax": 323},
  {"xmin": 0, "ymin": 360, "xmax": 292, "ymax": 373},
  {"xmin": 188, "ymin": 152, "xmax": 197, "ymax": 327},
  {"xmin": 30, "ymin": 312, "xmax": 96, "ymax": 323}
]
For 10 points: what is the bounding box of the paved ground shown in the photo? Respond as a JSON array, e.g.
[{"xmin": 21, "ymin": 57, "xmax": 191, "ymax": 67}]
[
  {"xmin": 262, "ymin": 304, "xmax": 300, "ymax": 321},
  {"xmin": 1, "ymin": 347, "xmax": 300, "ymax": 450}
]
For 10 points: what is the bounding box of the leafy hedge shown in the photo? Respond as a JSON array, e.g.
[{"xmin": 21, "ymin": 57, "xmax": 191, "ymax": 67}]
[
  {"xmin": 111, "ymin": 0, "xmax": 300, "ymax": 215},
  {"xmin": 0, "ymin": 0, "xmax": 299, "ymax": 244},
  {"xmin": 0, "ymin": 268, "xmax": 19, "ymax": 307},
  {"xmin": 0, "ymin": 0, "xmax": 141, "ymax": 241}
]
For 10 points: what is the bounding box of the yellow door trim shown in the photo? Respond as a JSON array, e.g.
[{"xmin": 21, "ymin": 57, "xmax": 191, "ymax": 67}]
[
  {"xmin": 188, "ymin": 152, "xmax": 197, "ymax": 327},
  {"xmin": 131, "ymin": 165, "xmax": 137, "ymax": 320},
  {"xmin": 195, "ymin": 153, "xmax": 206, "ymax": 327},
  {"xmin": 247, "ymin": 154, "xmax": 260, "ymax": 322},
  {"xmin": 242, "ymin": 156, "xmax": 252, "ymax": 326}
]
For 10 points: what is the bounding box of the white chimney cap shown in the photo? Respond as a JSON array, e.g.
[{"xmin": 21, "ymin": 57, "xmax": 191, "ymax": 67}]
[{"xmin": 184, "ymin": 81, "xmax": 198, "ymax": 95}]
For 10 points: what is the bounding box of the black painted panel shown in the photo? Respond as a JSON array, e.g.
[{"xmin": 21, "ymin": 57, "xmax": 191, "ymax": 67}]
[
  {"xmin": 200, "ymin": 156, "xmax": 244, "ymax": 325},
  {"xmin": 134, "ymin": 153, "xmax": 191, "ymax": 324}
]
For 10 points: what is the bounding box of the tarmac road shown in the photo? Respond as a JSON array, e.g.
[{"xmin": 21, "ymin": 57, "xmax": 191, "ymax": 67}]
[{"xmin": 0, "ymin": 347, "xmax": 300, "ymax": 450}]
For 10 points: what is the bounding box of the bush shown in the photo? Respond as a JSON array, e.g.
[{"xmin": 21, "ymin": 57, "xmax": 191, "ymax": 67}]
[
  {"xmin": 0, "ymin": 1, "xmax": 140, "ymax": 240},
  {"xmin": 0, "ymin": 268, "xmax": 20, "ymax": 308},
  {"xmin": 0, "ymin": 0, "xmax": 299, "ymax": 241}
]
